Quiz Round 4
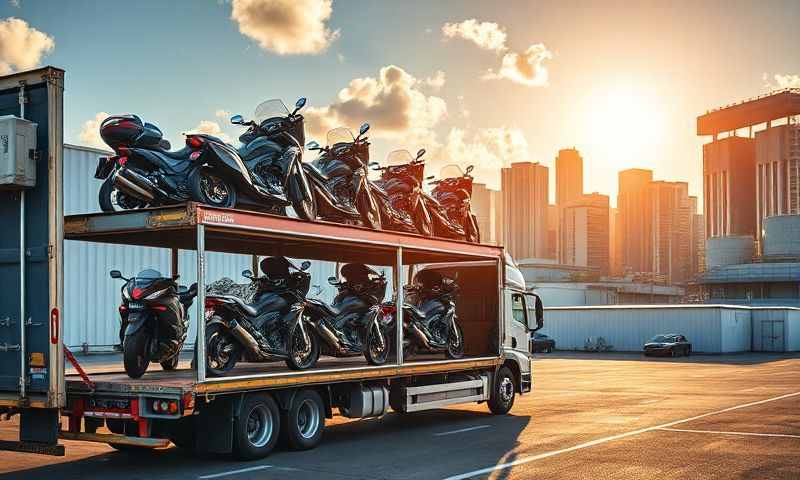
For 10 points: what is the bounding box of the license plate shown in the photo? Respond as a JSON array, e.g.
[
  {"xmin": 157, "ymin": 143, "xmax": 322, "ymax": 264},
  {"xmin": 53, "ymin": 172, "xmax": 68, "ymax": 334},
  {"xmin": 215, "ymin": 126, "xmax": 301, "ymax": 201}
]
[
  {"xmin": 86, "ymin": 397, "xmax": 131, "ymax": 410},
  {"xmin": 128, "ymin": 302, "xmax": 145, "ymax": 310},
  {"xmin": 94, "ymin": 157, "xmax": 114, "ymax": 179}
]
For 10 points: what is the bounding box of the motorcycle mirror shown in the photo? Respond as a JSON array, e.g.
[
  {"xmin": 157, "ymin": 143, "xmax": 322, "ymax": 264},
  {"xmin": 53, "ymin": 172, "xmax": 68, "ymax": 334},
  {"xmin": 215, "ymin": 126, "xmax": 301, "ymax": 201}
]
[
  {"xmin": 416, "ymin": 148, "xmax": 426, "ymax": 159},
  {"xmin": 230, "ymin": 114, "xmax": 245, "ymax": 125},
  {"xmin": 359, "ymin": 123, "xmax": 370, "ymax": 135},
  {"xmin": 368, "ymin": 161, "xmax": 382, "ymax": 170},
  {"xmin": 159, "ymin": 139, "xmax": 172, "ymax": 150},
  {"xmin": 465, "ymin": 165, "xmax": 474, "ymax": 175},
  {"xmin": 242, "ymin": 269, "xmax": 253, "ymax": 278},
  {"xmin": 301, "ymin": 261, "xmax": 311, "ymax": 271},
  {"xmin": 306, "ymin": 140, "xmax": 321, "ymax": 150},
  {"xmin": 291, "ymin": 97, "xmax": 307, "ymax": 115},
  {"xmin": 328, "ymin": 276, "xmax": 339, "ymax": 285},
  {"xmin": 109, "ymin": 270, "xmax": 122, "ymax": 279},
  {"xmin": 425, "ymin": 175, "xmax": 435, "ymax": 180}
]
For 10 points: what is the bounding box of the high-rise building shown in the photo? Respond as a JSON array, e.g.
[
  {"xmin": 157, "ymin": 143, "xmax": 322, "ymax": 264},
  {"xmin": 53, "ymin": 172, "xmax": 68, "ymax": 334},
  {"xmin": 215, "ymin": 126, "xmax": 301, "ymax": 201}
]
[
  {"xmin": 609, "ymin": 207, "xmax": 621, "ymax": 276},
  {"xmin": 559, "ymin": 193, "xmax": 610, "ymax": 275},
  {"xmin": 702, "ymin": 136, "xmax": 756, "ymax": 239},
  {"xmin": 501, "ymin": 162, "xmax": 549, "ymax": 260},
  {"xmin": 617, "ymin": 168, "xmax": 653, "ymax": 274},
  {"xmin": 471, "ymin": 183, "xmax": 501, "ymax": 245},
  {"xmin": 556, "ymin": 148, "xmax": 584, "ymax": 207},
  {"xmin": 547, "ymin": 204, "xmax": 558, "ymax": 259},
  {"xmin": 755, "ymin": 123, "xmax": 800, "ymax": 241},
  {"xmin": 688, "ymin": 196, "xmax": 705, "ymax": 277},
  {"xmin": 648, "ymin": 181, "xmax": 691, "ymax": 284}
]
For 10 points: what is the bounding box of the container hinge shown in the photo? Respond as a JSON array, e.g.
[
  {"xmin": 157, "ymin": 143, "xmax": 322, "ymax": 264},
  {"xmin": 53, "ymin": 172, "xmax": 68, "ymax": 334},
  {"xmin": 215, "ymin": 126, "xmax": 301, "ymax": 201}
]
[
  {"xmin": 48, "ymin": 244, "xmax": 54, "ymax": 259},
  {"xmin": 25, "ymin": 318, "xmax": 42, "ymax": 327},
  {"xmin": 0, "ymin": 343, "xmax": 21, "ymax": 352},
  {"xmin": 28, "ymin": 149, "xmax": 40, "ymax": 161},
  {"xmin": 0, "ymin": 317, "xmax": 14, "ymax": 328}
]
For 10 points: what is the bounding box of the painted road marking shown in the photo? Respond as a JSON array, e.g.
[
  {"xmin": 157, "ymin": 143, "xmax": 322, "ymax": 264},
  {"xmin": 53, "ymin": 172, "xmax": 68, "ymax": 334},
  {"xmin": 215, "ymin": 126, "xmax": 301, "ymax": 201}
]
[
  {"xmin": 659, "ymin": 427, "xmax": 800, "ymax": 439},
  {"xmin": 442, "ymin": 390, "xmax": 800, "ymax": 480},
  {"xmin": 199, "ymin": 465, "xmax": 272, "ymax": 479},
  {"xmin": 434, "ymin": 425, "xmax": 491, "ymax": 436}
]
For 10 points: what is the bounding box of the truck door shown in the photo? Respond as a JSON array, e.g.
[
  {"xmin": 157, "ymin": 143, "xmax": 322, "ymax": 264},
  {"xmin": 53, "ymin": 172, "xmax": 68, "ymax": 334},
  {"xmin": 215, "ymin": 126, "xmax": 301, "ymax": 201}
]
[{"xmin": 508, "ymin": 293, "xmax": 530, "ymax": 354}]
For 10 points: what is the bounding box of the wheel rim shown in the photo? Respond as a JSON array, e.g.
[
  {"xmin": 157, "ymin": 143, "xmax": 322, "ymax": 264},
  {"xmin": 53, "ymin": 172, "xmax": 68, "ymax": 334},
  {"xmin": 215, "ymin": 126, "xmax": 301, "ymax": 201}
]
[
  {"xmin": 448, "ymin": 327, "xmax": 463, "ymax": 355},
  {"xmin": 296, "ymin": 399, "xmax": 320, "ymax": 439},
  {"xmin": 207, "ymin": 330, "xmax": 235, "ymax": 371},
  {"xmin": 246, "ymin": 405, "xmax": 274, "ymax": 448},
  {"xmin": 110, "ymin": 187, "xmax": 145, "ymax": 211},
  {"xmin": 200, "ymin": 173, "xmax": 232, "ymax": 206},
  {"xmin": 292, "ymin": 325, "xmax": 312, "ymax": 367},
  {"xmin": 369, "ymin": 326, "xmax": 387, "ymax": 362},
  {"xmin": 499, "ymin": 377, "xmax": 514, "ymax": 403}
]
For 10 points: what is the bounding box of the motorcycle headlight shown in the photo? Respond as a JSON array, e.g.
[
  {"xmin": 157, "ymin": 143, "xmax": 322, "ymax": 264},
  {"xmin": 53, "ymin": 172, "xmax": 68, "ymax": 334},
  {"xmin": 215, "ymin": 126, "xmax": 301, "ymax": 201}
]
[{"xmin": 144, "ymin": 287, "xmax": 169, "ymax": 300}]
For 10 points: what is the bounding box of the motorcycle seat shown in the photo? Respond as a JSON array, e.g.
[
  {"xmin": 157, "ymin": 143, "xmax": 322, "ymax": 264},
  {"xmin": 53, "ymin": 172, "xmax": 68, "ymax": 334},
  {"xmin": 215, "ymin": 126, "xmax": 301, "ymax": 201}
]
[
  {"xmin": 304, "ymin": 162, "xmax": 330, "ymax": 182},
  {"xmin": 216, "ymin": 295, "xmax": 259, "ymax": 317},
  {"xmin": 156, "ymin": 145, "xmax": 194, "ymax": 160},
  {"xmin": 403, "ymin": 304, "xmax": 427, "ymax": 321}
]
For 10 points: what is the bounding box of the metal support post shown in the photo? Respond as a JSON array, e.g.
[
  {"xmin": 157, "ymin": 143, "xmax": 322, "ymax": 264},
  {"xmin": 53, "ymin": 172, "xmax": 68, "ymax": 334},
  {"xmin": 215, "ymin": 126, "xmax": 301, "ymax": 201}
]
[
  {"xmin": 395, "ymin": 247, "xmax": 404, "ymax": 365},
  {"xmin": 18, "ymin": 81, "xmax": 27, "ymax": 399},
  {"xmin": 171, "ymin": 248, "xmax": 178, "ymax": 278},
  {"xmin": 195, "ymin": 225, "xmax": 206, "ymax": 383}
]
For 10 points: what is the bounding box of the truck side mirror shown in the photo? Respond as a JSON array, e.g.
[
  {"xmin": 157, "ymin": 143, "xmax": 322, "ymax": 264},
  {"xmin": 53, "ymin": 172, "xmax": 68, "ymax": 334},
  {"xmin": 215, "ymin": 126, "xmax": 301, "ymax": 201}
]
[{"xmin": 527, "ymin": 294, "xmax": 544, "ymax": 332}]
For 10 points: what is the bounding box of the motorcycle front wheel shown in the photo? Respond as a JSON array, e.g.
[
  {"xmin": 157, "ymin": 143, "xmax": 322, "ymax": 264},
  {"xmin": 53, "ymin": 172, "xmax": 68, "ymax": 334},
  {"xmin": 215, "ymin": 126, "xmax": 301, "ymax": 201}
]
[
  {"xmin": 205, "ymin": 322, "xmax": 240, "ymax": 377},
  {"xmin": 358, "ymin": 192, "xmax": 382, "ymax": 230},
  {"xmin": 446, "ymin": 323, "xmax": 465, "ymax": 359},
  {"xmin": 190, "ymin": 168, "xmax": 237, "ymax": 208},
  {"xmin": 289, "ymin": 174, "xmax": 317, "ymax": 221},
  {"xmin": 123, "ymin": 330, "xmax": 151, "ymax": 379},
  {"xmin": 364, "ymin": 323, "xmax": 389, "ymax": 366},
  {"xmin": 285, "ymin": 323, "xmax": 320, "ymax": 370}
]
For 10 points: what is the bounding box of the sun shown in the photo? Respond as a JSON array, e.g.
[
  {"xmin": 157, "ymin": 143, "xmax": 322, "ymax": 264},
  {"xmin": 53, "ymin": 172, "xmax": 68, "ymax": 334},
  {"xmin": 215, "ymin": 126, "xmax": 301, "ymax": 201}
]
[{"xmin": 585, "ymin": 85, "xmax": 666, "ymax": 169}]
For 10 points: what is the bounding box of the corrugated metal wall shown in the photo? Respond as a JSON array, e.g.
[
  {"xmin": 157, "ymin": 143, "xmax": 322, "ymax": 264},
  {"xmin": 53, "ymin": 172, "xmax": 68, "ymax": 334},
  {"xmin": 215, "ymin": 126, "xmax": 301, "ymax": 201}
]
[{"xmin": 63, "ymin": 145, "xmax": 341, "ymax": 351}]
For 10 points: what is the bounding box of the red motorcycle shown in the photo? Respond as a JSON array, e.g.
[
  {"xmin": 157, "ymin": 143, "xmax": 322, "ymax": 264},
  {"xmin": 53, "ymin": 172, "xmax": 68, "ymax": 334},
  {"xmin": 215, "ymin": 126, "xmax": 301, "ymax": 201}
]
[{"xmin": 430, "ymin": 165, "xmax": 480, "ymax": 243}]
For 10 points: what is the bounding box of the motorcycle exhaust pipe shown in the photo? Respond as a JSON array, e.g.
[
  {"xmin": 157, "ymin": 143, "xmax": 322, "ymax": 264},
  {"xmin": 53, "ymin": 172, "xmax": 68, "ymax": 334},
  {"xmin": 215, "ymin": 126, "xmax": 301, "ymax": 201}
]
[
  {"xmin": 228, "ymin": 320, "xmax": 264, "ymax": 357},
  {"xmin": 408, "ymin": 323, "xmax": 432, "ymax": 350},
  {"xmin": 312, "ymin": 322, "xmax": 347, "ymax": 355},
  {"xmin": 114, "ymin": 169, "xmax": 156, "ymax": 201}
]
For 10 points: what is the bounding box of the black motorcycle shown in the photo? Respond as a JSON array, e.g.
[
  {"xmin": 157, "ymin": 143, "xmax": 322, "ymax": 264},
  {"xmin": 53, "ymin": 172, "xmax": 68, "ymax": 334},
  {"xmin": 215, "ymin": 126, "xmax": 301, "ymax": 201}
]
[
  {"xmin": 304, "ymin": 124, "xmax": 382, "ymax": 229},
  {"xmin": 431, "ymin": 165, "xmax": 480, "ymax": 243},
  {"xmin": 95, "ymin": 115, "xmax": 209, "ymax": 211},
  {"xmin": 192, "ymin": 98, "xmax": 316, "ymax": 217},
  {"xmin": 304, "ymin": 264, "xmax": 391, "ymax": 365},
  {"xmin": 110, "ymin": 269, "xmax": 198, "ymax": 378},
  {"xmin": 383, "ymin": 269, "xmax": 464, "ymax": 360},
  {"xmin": 202, "ymin": 257, "xmax": 319, "ymax": 375},
  {"xmin": 372, "ymin": 149, "xmax": 434, "ymax": 237}
]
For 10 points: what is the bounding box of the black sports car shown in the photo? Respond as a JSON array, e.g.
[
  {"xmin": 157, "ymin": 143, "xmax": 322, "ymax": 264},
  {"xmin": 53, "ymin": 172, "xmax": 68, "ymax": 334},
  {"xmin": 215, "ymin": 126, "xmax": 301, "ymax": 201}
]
[
  {"xmin": 643, "ymin": 334, "xmax": 692, "ymax": 357},
  {"xmin": 531, "ymin": 333, "xmax": 555, "ymax": 353}
]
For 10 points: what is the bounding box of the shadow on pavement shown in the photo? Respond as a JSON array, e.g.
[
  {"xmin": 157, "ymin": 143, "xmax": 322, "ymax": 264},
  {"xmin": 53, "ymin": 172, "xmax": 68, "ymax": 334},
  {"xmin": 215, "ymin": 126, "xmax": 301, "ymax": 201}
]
[{"xmin": 536, "ymin": 351, "xmax": 800, "ymax": 365}]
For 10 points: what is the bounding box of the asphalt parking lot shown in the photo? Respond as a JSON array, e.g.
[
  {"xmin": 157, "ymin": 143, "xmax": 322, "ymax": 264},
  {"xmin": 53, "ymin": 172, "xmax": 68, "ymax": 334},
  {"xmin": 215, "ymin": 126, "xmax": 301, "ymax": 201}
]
[{"xmin": 1, "ymin": 351, "xmax": 798, "ymax": 479}]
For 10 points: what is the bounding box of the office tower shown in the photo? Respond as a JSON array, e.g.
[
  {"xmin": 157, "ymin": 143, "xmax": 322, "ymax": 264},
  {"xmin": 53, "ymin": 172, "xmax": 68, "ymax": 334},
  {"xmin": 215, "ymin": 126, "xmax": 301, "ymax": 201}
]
[
  {"xmin": 693, "ymin": 213, "xmax": 706, "ymax": 275},
  {"xmin": 547, "ymin": 204, "xmax": 558, "ymax": 259},
  {"xmin": 556, "ymin": 148, "xmax": 584, "ymax": 207},
  {"xmin": 501, "ymin": 162, "xmax": 549, "ymax": 260},
  {"xmin": 609, "ymin": 207, "xmax": 621, "ymax": 276},
  {"xmin": 559, "ymin": 193, "xmax": 610, "ymax": 275},
  {"xmin": 702, "ymin": 136, "xmax": 757, "ymax": 238},
  {"xmin": 648, "ymin": 181, "xmax": 691, "ymax": 284},
  {"xmin": 617, "ymin": 168, "xmax": 653, "ymax": 273},
  {"xmin": 755, "ymin": 123, "xmax": 800, "ymax": 239},
  {"xmin": 471, "ymin": 183, "xmax": 501, "ymax": 245}
]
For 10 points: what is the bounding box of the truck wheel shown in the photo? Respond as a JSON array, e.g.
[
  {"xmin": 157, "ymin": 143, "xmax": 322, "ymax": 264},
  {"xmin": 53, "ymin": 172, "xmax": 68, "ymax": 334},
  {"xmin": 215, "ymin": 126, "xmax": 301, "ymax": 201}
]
[
  {"xmin": 282, "ymin": 389, "xmax": 325, "ymax": 451},
  {"xmin": 488, "ymin": 367, "xmax": 516, "ymax": 415},
  {"xmin": 233, "ymin": 394, "xmax": 281, "ymax": 460},
  {"xmin": 364, "ymin": 323, "xmax": 390, "ymax": 365},
  {"xmin": 123, "ymin": 330, "xmax": 151, "ymax": 379},
  {"xmin": 285, "ymin": 323, "xmax": 319, "ymax": 370}
]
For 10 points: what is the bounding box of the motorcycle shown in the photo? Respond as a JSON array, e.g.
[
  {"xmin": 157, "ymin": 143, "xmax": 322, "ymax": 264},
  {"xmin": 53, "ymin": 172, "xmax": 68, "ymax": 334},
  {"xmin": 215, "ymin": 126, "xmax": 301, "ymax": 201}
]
[
  {"xmin": 110, "ymin": 268, "xmax": 198, "ymax": 378},
  {"xmin": 196, "ymin": 98, "xmax": 317, "ymax": 218},
  {"xmin": 95, "ymin": 115, "xmax": 210, "ymax": 211},
  {"xmin": 382, "ymin": 269, "xmax": 464, "ymax": 360},
  {"xmin": 371, "ymin": 148, "xmax": 434, "ymax": 237},
  {"xmin": 431, "ymin": 164, "xmax": 480, "ymax": 243},
  {"xmin": 303, "ymin": 124, "xmax": 382, "ymax": 229},
  {"xmin": 304, "ymin": 264, "xmax": 391, "ymax": 365},
  {"xmin": 202, "ymin": 257, "xmax": 319, "ymax": 375}
]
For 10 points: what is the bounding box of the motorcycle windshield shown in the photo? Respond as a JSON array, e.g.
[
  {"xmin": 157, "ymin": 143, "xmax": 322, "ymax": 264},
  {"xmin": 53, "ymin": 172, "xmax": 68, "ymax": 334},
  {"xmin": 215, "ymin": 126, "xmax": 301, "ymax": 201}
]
[
  {"xmin": 439, "ymin": 164, "xmax": 465, "ymax": 179},
  {"xmin": 254, "ymin": 99, "xmax": 289, "ymax": 124},
  {"xmin": 136, "ymin": 269, "xmax": 163, "ymax": 279},
  {"xmin": 326, "ymin": 127, "xmax": 354, "ymax": 147},
  {"xmin": 386, "ymin": 150, "xmax": 415, "ymax": 166}
]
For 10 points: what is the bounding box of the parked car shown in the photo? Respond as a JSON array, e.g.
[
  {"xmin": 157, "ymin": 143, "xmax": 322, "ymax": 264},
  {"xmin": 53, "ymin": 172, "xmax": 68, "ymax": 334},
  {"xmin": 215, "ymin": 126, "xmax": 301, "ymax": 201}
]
[
  {"xmin": 531, "ymin": 333, "xmax": 555, "ymax": 353},
  {"xmin": 643, "ymin": 334, "xmax": 692, "ymax": 357}
]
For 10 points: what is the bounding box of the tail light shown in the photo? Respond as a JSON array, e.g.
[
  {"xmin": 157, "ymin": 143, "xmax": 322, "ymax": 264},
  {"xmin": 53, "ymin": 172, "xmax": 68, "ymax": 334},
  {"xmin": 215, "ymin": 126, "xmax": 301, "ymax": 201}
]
[
  {"xmin": 117, "ymin": 146, "xmax": 130, "ymax": 156},
  {"xmin": 131, "ymin": 287, "xmax": 143, "ymax": 299},
  {"xmin": 118, "ymin": 156, "xmax": 128, "ymax": 166},
  {"xmin": 187, "ymin": 136, "xmax": 205, "ymax": 149},
  {"xmin": 118, "ymin": 304, "xmax": 127, "ymax": 313},
  {"xmin": 152, "ymin": 305, "xmax": 167, "ymax": 312},
  {"xmin": 380, "ymin": 304, "xmax": 396, "ymax": 315},
  {"xmin": 152, "ymin": 399, "xmax": 179, "ymax": 414}
]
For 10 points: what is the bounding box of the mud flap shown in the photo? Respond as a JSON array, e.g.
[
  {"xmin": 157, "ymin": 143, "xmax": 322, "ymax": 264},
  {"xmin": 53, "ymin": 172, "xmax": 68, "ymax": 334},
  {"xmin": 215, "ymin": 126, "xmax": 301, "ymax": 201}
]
[
  {"xmin": 19, "ymin": 408, "xmax": 60, "ymax": 446},
  {"xmin": 193, "ymin": 395, "xmax": 242, "ymax": 454}
]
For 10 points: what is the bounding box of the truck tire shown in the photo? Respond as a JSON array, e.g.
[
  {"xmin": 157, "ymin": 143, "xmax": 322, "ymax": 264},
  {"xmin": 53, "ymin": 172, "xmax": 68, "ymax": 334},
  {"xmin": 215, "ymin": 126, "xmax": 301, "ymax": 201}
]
[
  {"xmin": 282, "ymin": 389, "xmax": 325, "ymax": 451},
  {"xmin": 488, "ymin": 366, "xmax": 516, "ymax": 415},
  {"xmin": 123, "ymin": 330, "xmax": 151, "ymax": 379},
  {"xmin": 233, "ymin": 394, "xmax": 281, "ymax": 460}
]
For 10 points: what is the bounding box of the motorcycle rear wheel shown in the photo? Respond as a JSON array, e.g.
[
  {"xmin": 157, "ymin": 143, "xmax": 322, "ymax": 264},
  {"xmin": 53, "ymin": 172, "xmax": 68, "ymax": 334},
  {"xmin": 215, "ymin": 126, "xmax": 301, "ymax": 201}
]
[
  {"xmin": 205, "ymin": 323, "xmax": 239, "ymax": 377},
  {"xmin": 160, "ymin": 353, "xmax": 179, "ymax": 371},
  {"xmin": 285, "ymin": 323, "xmax": 320, "ymax": 370},
  {"xmin": 99, "ymin": 176, "xmax": 148, "ymax": 212},
  {"xmin": 190, "ymin": 168, "xmax": 237, "ymax": 208},
  {"xmin": 123, "ymin": 330, "xmax": 151, "ymax": 379}
]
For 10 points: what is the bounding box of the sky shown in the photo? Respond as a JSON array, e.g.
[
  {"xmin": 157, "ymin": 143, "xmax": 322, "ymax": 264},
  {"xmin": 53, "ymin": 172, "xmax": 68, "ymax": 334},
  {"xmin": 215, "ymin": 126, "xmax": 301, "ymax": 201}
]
[{"xmin": 2, "ymin": 0, "xmax": 800, "ymax": 206}]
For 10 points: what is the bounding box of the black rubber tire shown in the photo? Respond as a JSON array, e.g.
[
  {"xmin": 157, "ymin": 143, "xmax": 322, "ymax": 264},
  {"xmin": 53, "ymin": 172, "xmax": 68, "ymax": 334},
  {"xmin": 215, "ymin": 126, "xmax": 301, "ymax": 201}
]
[
  {"xmin": 465, "ymin": 214, "xmax": 480, "ymax": 243},
  {"xmin": 99, "ymin": 176, "xmax": 147, "ymax": 212},
  {"xmin": 359, "ymin": 191, "xmax": 382, "ymax": 230},
  {"xmin": 282, "ymin": 389, "xmax": 325, "ymax": 451},
  {"xmin": 189, "ymin": 168, "xmax": 237, "ymax": 208},
  {"xmin": 160, "ymin": 354, "xmax": 180, "ymax": 371},
  {"xmin": 413, "ymin": 203, "xmax": 433, "ymax": 237},
  {"xmin": 123, "ymin": 330, "xmax": 150, "ymax": 379},
  {"xmin": 389, "ymin": 387, "xmax": 406, "ymax": 413},
  {"xmin": 285, "ymin": 323, "xmax": 320, "ymax": 370},
  {"xmin": 445, "ymin": 323, "xmax": 465, "ymax": 360},
  {"xmin": 290, "ymin": 173, "xmax": 317, "ymax": 221},
  {"xmin": 488, "ymin": 366, "xmax": 516, "ymax": 415},
  {"xmin": 364, "ymin": 323, "xmax": 390, "ymax": 366},
  {"xmin": 233, "ymin": 394, "xmax": 281, "ymax": 460},
  {"xmin": 205, "ymin": 322, "xmax": 240, "ymax": 377}
]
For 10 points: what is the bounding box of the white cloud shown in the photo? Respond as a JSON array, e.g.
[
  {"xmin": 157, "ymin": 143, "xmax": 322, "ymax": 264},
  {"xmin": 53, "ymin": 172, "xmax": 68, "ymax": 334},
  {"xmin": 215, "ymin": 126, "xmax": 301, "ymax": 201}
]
[
  {"xmin": 424, "ymin": 70, "xmax": 446, "ymax": 90},
  {"xmin": 188, "ymin": 120, "xmax": 231, "ymax": 143},
  {"xmin": 230, "ymin": 0, "xmax": 339, "ymax": 55},
  {"xmin": 441, "ymin": 19, "xmax": 507, "ymax": 52},
  {"xmin": 0, "ymin": 17, "xmax": 54, "ymax": 74},
  {"xmin": 304, "ymin": 65, "xmax": 447, "ymax": 144},
  {"xmin": 336, "ymin": 52, "xmax": 345, "ymax": 64},
  {"xmin": 484, "ymin": 43, "xmax": 553, "ymax": 87},
  {"xmin": 78, "ymin": 112, "xmax": 110, "ymax": 150},
  {"xmin": 215, "ymin": 109, "xmax": 232, "ymax": 118},
  {"xmin": 772, "ymin": 73, "xmax": 800, "ymax": 89}
]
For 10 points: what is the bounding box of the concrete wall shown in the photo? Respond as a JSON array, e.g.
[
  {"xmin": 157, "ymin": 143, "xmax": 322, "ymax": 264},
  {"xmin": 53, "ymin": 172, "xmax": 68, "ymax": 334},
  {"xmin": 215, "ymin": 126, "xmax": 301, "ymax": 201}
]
[{"xmin": 720, "ymin": 309, "xmax": 751, "ymax": 352}]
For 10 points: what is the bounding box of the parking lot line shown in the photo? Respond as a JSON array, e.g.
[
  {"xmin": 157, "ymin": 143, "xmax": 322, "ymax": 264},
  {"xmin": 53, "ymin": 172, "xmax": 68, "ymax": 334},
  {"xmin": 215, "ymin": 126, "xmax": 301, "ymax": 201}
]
[
  {"xmin": 434, "ymin": 425, "xmax": 491, "ymax": 436},
  {"xmin": 443, "ymin": 390, "xmax": 800, "ymax": 480},
  {"xmin": 658, "ymin": 427, "xmax": 800, "ymax": 439},
  {"xmin": 199, "ymin": 465, "xmax": 272, "ymax": 479}
]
